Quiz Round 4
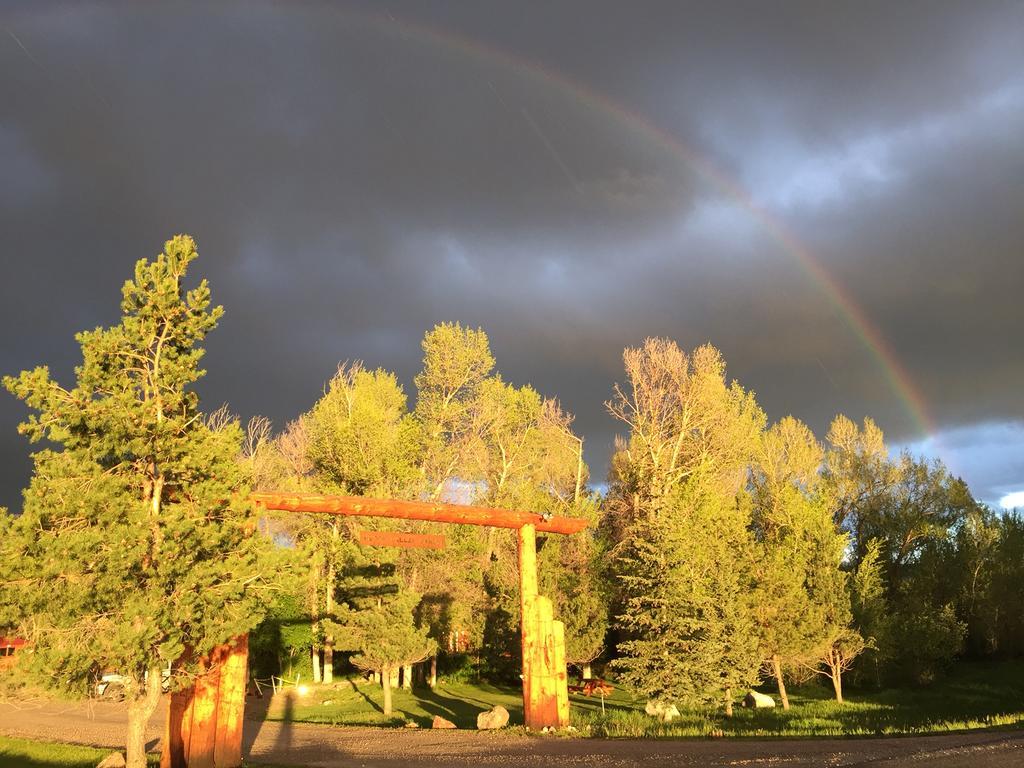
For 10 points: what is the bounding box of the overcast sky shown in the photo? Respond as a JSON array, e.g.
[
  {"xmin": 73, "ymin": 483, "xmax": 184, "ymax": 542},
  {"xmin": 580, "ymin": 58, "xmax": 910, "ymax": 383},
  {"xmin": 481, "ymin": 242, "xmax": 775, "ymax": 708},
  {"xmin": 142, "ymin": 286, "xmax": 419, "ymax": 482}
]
[{"xmin": 1, "ymin": 1, "xmax": 1022, "ymax": 510}]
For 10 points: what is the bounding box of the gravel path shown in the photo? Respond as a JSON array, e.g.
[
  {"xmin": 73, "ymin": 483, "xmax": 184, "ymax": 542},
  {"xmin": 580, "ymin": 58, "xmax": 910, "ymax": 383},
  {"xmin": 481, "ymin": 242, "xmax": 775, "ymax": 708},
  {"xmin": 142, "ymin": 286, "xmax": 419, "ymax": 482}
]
[{"xmin": 0, "ymin": 697, "xmax": 1020, "ymax": 767}]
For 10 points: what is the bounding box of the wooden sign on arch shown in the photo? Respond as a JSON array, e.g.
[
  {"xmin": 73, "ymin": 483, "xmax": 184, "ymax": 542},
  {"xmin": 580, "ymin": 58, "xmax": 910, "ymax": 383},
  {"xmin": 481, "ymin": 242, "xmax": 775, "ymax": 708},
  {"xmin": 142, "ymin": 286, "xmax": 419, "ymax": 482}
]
[{"xmin": 358, "ymin": 529, "xmax": 446, "ymax": 549}]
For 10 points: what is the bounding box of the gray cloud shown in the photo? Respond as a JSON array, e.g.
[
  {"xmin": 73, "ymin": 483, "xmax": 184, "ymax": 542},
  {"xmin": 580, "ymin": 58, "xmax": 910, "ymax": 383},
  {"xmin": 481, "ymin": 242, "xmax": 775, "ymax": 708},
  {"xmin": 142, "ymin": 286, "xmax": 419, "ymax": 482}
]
[{"xmin": 1, "ymin": 1, "xmax": 1022, "ymax": 508}]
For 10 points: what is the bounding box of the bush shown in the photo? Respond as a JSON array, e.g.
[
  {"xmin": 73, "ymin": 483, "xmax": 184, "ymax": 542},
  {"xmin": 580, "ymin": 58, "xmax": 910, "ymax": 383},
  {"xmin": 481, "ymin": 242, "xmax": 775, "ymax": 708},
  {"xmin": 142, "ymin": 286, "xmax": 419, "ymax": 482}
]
[
  {"xmin": 249, "ymin": 593, "xmax": 313, "ymax": 681},
  {"xmin": 436, "ymin": 652, "xmax": 481, "ymax": 684},
  {"xmin": 883, "ymin": 605, "xmax": 965, "ymax": 685}
]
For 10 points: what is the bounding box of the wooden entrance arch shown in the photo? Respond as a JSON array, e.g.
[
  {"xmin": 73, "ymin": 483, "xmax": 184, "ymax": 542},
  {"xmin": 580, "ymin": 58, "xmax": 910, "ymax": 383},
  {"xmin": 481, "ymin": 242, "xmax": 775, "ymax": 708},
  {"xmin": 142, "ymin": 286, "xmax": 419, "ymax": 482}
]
[{"xmin": 162, "ymin": 492, "xmax": 587, "ymax": 767}]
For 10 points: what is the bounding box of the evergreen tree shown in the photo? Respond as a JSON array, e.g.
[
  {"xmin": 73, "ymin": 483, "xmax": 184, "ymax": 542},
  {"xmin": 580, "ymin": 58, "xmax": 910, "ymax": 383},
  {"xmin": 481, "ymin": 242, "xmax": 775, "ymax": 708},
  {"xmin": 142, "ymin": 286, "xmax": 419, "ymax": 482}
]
[
  {"xmin": 0, "ymin": 236, "xmax": 281, "ymax": 768},
  {"xmin": 797, "ymin": 517, "xmax": 866, "ymax": 703},
  {"xmin": 607, "ymin": 339, "xmax": 764, "ymax": 713},
  {"xmin": 345, "ymin": 589, "xmax": 436, "ymax": 716},
  {"xmin": 615, "ymin": 478, "xmax": 760, "ymax": 713},
  {"xmin": 750, "ymin": 417, "xmax": 839, "ymax": 709}
]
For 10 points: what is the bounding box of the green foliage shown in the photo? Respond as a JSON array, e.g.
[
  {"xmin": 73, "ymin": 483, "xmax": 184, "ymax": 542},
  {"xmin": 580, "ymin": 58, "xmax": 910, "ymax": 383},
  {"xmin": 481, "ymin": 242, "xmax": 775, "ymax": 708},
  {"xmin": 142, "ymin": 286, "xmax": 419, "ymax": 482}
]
[
  {"xmin": 540, "ymin": 507, "xmax": 610, "ymax": 666},
  {"xmin": 988, "ymin": 512, "xmax": 1024, "ymax": 655},
  {"xmin": 479, "ymin": 598, "xmax": 521, "ymax": 684},
  {"xmin": 822, "ymin": 415, "xmax": 1003, "ymax": 688},
  {"xmin": 615, "ymin": 479, "xmax": 761, "ymax": 708},
  {"xmin": 248, "ymin": 591, "xmax": 313, "ymax": 680},
  {"xmin": 346, "ymin": 589, "xmax": 436, "ymax": 674},
  {"xmin": 414, "ymin": 322, "xmax": 494, "ymax": 499},
  {"xmin": 0, "ymin": 236, "xmax": 285, "ymax": 765},
  {"xmin": 404, "ymin": 323, "xmax": 600, "ymax": 678},
  {"xmin": 750, "ymin": 417, "xmax": 843, "ymax": 689},
  {"xmin": 882, "ymin": 606, "xmax": 966, "ymax": 686},
  {"xmin": 306, "ymin": 363, "xmax": 422, "ymax": 498}
]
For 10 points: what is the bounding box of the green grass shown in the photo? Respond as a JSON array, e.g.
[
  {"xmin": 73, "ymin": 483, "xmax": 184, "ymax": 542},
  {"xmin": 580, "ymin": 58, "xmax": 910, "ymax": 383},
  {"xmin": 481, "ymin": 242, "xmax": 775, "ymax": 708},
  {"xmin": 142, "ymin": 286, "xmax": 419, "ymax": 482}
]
[
  {"xmin": 579, "ymin": 659, "xmax": 1024, "ymax": 738},
  {"xmin": 0, "ymin": 737, "xmax": 116, "ymax": 768},
  {"xmin": 263, "ymin": 678, "xmax": 526, "ymax": 728},
  {"xmin": 0, "ymin": 736, "xmax": 290, "ymax": 768},
  {"xmin": 267, "ymin": 659, "xmax": 1024, "ymax": 738}
]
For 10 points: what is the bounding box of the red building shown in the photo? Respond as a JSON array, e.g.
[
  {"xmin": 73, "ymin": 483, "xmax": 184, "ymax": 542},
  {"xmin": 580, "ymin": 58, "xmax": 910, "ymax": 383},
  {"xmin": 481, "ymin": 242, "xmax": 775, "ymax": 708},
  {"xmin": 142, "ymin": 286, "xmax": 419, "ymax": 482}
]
[{"xmin": 0, "ymin": 636, "xmax": 26, "ymax": 671}]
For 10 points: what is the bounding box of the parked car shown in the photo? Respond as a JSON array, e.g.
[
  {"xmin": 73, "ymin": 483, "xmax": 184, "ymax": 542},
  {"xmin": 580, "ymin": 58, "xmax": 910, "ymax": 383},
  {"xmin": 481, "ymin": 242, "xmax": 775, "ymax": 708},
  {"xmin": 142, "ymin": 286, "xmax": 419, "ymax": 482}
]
[{"xmin": 95, "ymin": 664, "xmax": 171, "ymax": 699}]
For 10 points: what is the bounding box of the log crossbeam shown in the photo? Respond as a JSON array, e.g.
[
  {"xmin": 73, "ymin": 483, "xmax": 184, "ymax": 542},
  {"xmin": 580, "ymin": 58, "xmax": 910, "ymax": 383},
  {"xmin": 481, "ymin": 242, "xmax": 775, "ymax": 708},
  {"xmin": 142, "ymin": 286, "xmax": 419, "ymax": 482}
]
[{"xmin": 250, "ymin": 491, "xmax": 589, "ymax": 535}]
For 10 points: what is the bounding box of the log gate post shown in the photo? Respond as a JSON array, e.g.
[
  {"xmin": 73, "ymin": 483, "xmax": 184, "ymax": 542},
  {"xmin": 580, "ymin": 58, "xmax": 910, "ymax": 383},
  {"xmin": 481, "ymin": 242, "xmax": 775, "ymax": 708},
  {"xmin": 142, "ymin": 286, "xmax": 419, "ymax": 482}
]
[{"xmin": 518, "ymin": 523, "xmax": 540, "ymax": 727}]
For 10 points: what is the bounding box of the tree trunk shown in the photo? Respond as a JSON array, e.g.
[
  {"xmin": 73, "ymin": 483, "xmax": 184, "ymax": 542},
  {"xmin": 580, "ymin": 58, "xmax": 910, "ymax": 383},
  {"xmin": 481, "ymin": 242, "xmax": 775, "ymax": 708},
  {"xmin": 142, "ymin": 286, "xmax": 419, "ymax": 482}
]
[
  {"xmin": 831, "ymin": 666, "xmax": 844, "ymax": 704},
  {"xmin": 582, "ymin": 662, "xmax": 593, "ymax": 680},
  {"xmin": 126, "ymin": 667, "xmax": 162, "ymax": 768},
  {"xmin": 574, "ymin": 436, "xmax": 584, "ymax": 504},
  {"xmin": 429, "ymin": 656, "xmax": 437, "ymax": 688},
  {"xmin": 324, "ymin": 525, "xmax": 337, "ymax": 684},
  {"xmin": 483, "ymin": 526, "xmax": 498, "ymax": 567},
  {"xmin": 310, "ymin": 562, "xmax": 322, "ymax": 684},
  {"xmin": 402, "ymin": 664, "xmax": 413, "ymax": 690},
  {"xmin": 323, "ymin": 644, "xmax": 333, "ymax": 684},
  {"xmin": 126, "ymin": 707, "xmax": 147, "ymax": 768},
  {"xmin": 382, "ymin": 666, "xmax": 394, "ymax": 716},
  {"xmin": 771, "ymin": 654, "xmax": 790, "ymax": 710},
  {"xmin": 724, "ymin": 687, "xmax": 733, "ymax": 717},
  {"xmin": 827, "ymin": 648, "xmax": 844, "ymax": 703}
]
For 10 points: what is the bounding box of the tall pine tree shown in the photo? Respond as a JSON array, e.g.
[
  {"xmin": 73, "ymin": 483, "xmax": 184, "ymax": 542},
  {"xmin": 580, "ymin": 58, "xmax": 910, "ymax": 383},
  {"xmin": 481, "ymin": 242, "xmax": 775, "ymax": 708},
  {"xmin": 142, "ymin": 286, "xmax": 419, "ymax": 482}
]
[
  {"xmin": 607, "ymin": 339, "xmax": 763, "ymax": 713},
  {"xmin": 0, "ymin": 236, "xmax": 281, "ymax": 768}
]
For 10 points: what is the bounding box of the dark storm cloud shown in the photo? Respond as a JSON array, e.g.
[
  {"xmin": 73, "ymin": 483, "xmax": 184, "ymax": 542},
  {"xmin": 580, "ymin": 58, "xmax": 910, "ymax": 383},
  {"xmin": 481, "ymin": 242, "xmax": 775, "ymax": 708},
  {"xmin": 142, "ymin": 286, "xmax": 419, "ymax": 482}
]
[{"xmin": 2, "ymin": 1, "xmax": 1022, "ymax": 509}]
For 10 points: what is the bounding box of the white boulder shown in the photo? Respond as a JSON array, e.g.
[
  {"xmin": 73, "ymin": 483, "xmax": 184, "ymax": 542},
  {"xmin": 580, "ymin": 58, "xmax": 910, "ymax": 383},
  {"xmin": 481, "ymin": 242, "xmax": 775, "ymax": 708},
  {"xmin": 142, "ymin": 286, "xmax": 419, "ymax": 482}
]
[
  {"xmin": 644, "ymin": 700, "xmax": 681, "ymax": 722},
  {"xmin": 742, "ymin": 690, "xmax": 776, "ymax": 708},
  {"xmin": 477, "ymin": 705, "xmax": 510, "ymax": 730}
]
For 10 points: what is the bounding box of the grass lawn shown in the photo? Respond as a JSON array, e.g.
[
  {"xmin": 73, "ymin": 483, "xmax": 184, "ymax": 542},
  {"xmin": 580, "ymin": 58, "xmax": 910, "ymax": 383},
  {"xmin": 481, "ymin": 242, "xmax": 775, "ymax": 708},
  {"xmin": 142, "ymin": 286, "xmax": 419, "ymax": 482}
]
[
  {"xmin": 0, "ymin": 737, "xmax": 174, "ymax": 768},
  {"xmin": 0, "ymin": 736, "xmax": 291, "ymax": 768},
  {"xmin": 0, "ymin": 737, "xmax": 118, "ymax": 768},
  {"xmin": 262, "ymin": 678, "xmax": 526, "ymax": 729},
  {"xmin": 266, "ymin": 659, "xmax": 1024, "ymax": 738}
]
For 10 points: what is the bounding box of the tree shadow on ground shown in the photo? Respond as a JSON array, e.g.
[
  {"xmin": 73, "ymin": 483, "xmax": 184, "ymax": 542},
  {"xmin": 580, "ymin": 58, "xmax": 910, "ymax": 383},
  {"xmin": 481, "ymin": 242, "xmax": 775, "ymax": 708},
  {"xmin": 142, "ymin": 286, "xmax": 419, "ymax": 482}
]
[
  {"xmin": 414, "ymin": 687, "xmax": 491, "ymax": 727},
  {"xmin": 351, "ymin": 679, "xmax": 384, "ymax": 715}
]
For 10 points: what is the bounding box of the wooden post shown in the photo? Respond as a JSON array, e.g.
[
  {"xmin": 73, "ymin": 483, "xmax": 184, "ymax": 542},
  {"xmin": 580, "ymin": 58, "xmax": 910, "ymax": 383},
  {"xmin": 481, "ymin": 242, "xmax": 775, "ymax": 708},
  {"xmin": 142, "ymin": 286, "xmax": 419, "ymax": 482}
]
[
  {"xmin": 552, "ymin": 619, "xmax": 569, "ymax": 727},
  {"xmin": 535, "ymin": 597, "xmax": 558, "ymax": 728},
  {"xmin": 162, "ymin": 669, "xmax": 193, "ymax": 768},
  {"xmin": 162, "ymin": 636, "xmax": 247, "ymax": 768},
  {"xmin": 213, "ymin": 636, "xmax": 248, "ymax": 768},
  {"xmin": 518, "ymin": 523, "xmax": 539, "ymax": 728},
  {"xmin": 183, "ymin": 654, "xmax": 220, "ymax": 768}
]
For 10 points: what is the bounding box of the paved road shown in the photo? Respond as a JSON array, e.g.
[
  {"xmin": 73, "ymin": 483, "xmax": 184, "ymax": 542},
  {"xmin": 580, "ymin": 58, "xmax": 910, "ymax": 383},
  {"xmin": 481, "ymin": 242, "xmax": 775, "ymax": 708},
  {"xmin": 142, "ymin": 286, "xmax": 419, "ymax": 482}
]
[{"xmin": 0, "ymin": 697, "xmax": 1021, "ymax": 767}]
